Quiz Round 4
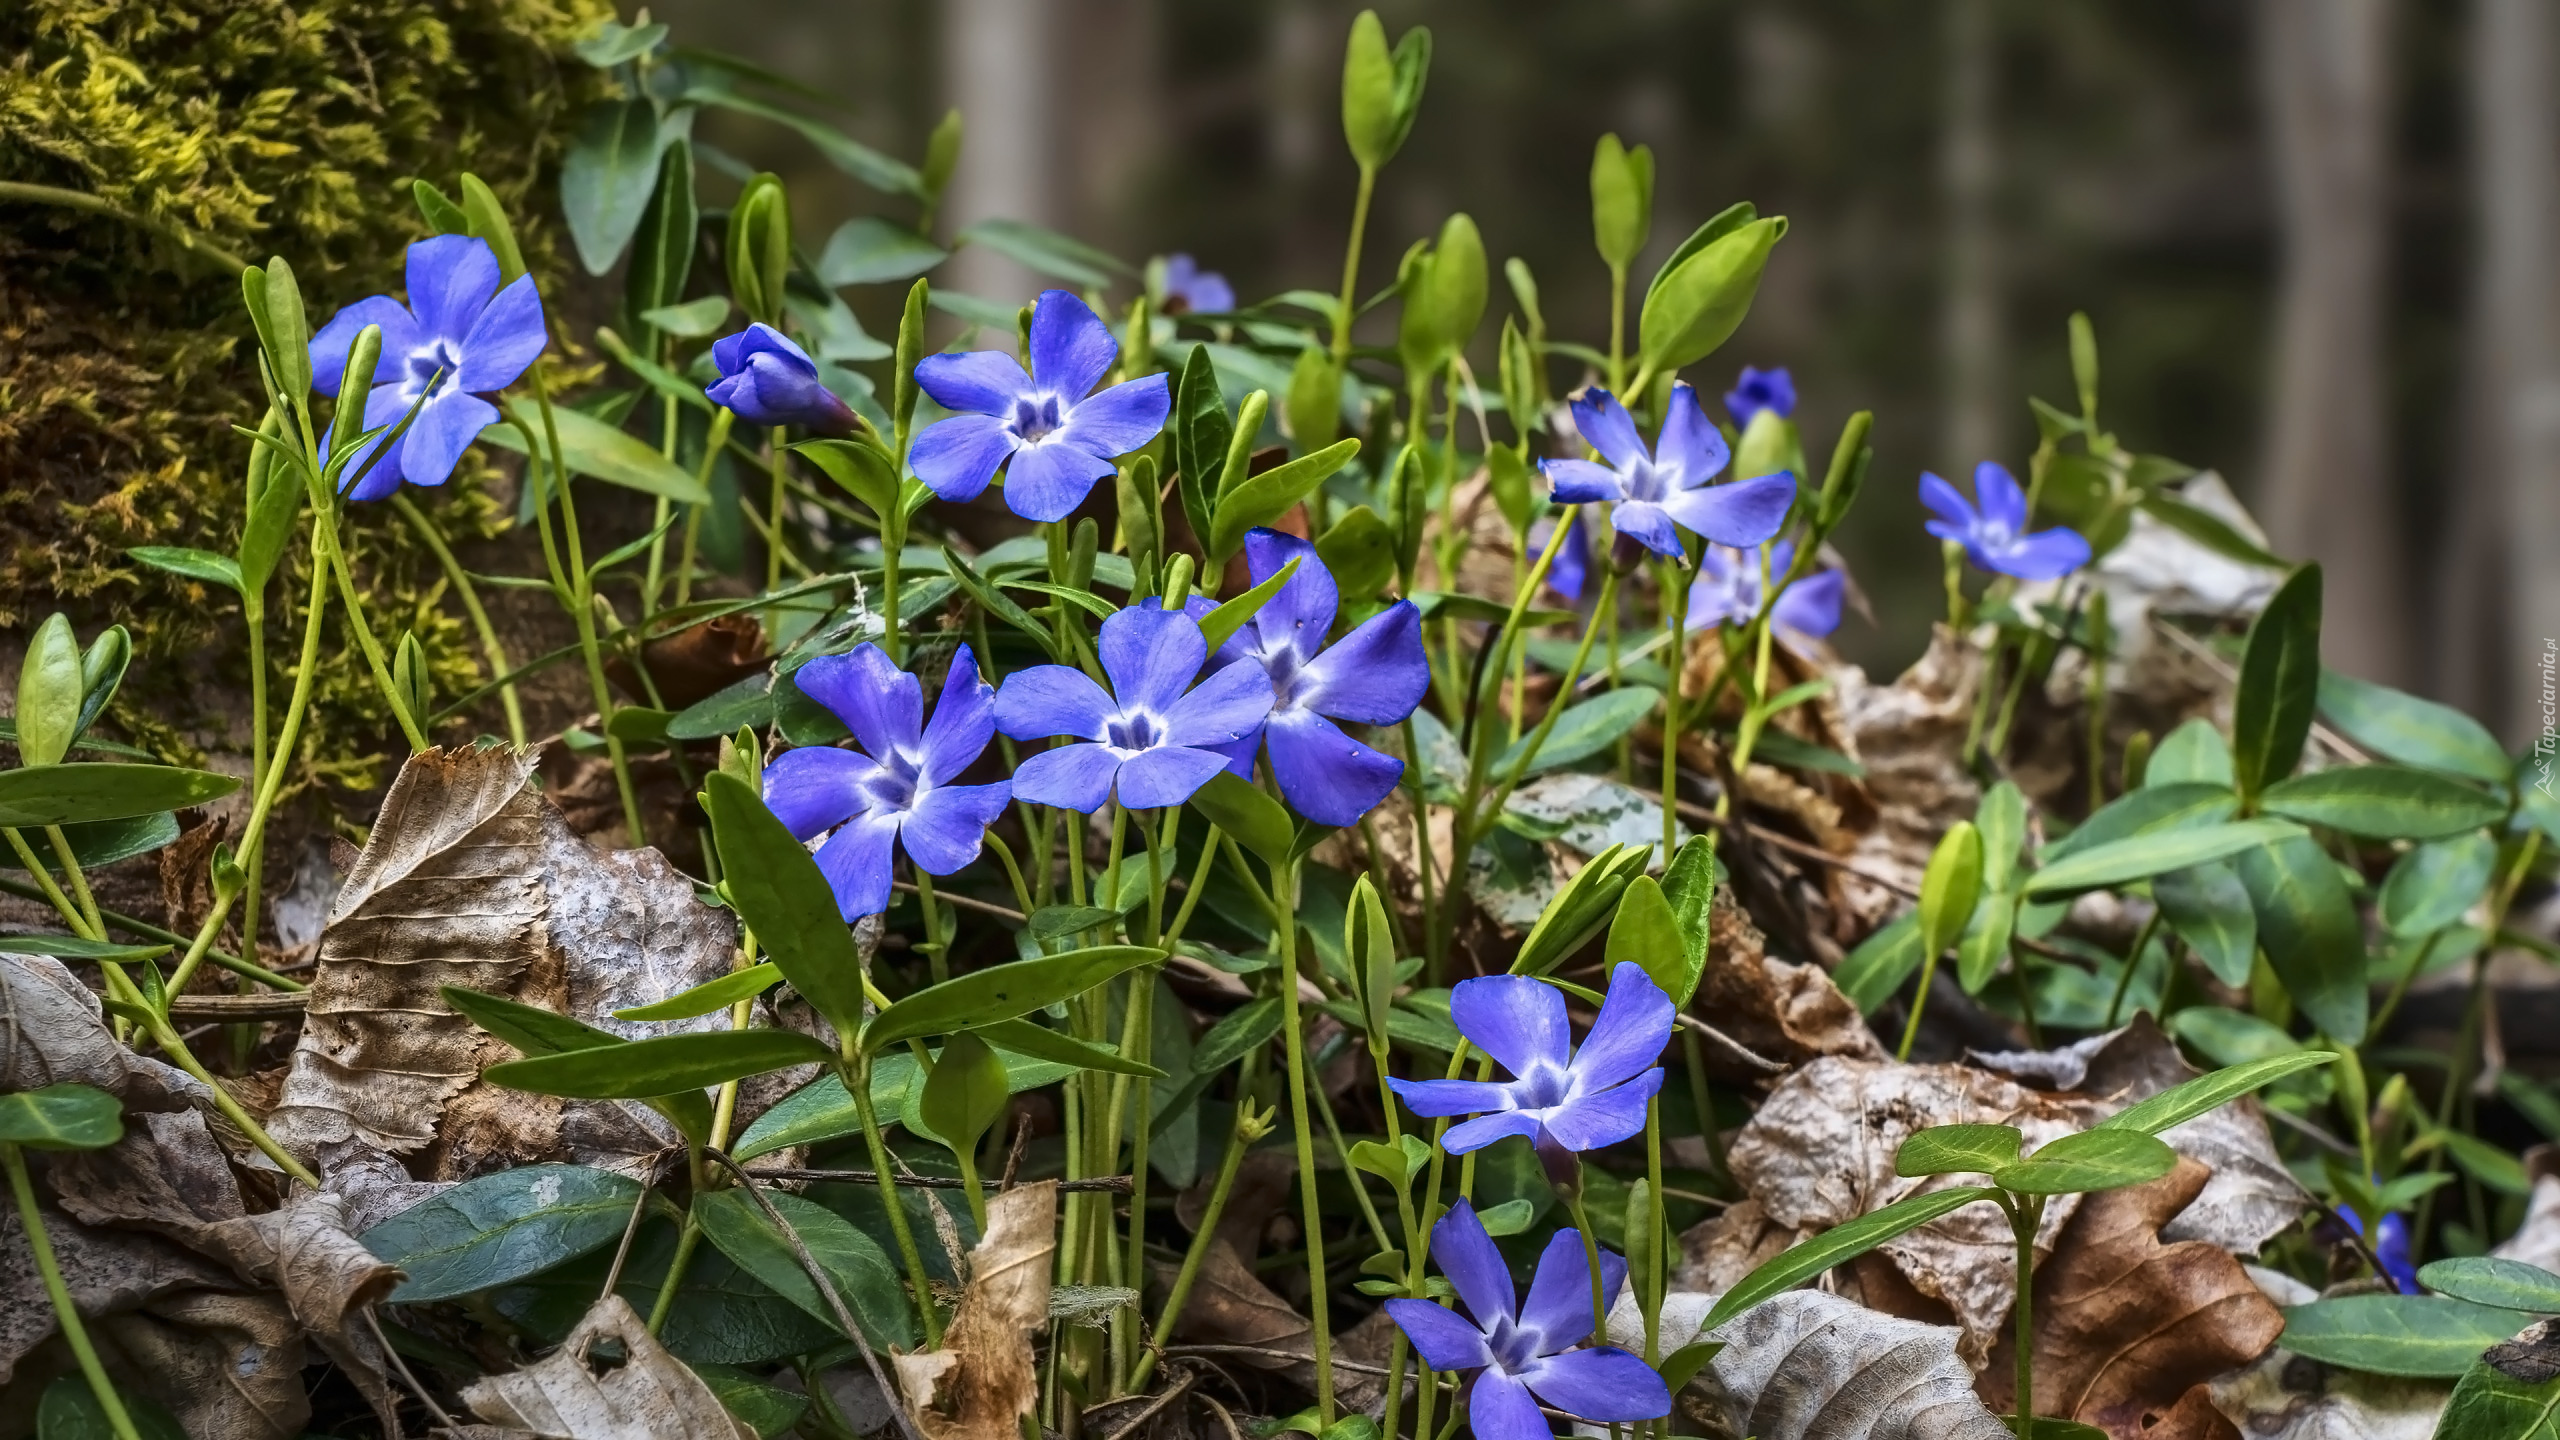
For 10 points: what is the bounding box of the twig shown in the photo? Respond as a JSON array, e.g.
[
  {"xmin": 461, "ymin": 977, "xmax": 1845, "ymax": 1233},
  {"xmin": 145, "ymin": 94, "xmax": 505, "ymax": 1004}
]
[
  {"xmin": 1161, "ymin": 1345, "xmax": 1395, "ymax": 1377},
  {"xmin": 165, "ymin": 992, "xmax": 308, "ymax": 1021},
  {"xmin": 363, "ymin": 1306, "xmax": 458, "ymax": 1430},
  {"xmin": 1100, "ymin": 1368, "xmax": 1200, "ymax": 1440},
  {"xmin": 1000, "ymin": 1112, "xmax": 1032, "ymax": 1191},
  {"xmin": 599, "ymin": 1181, "xmax": 654, "ymax": 1301},
  {"xmin": 891, "ymin": 879, "xmax": 1025, "ymax": 921},
  {"xmin": 747, "ymin": 1165, "xmax": 1133, "ymax": 1193},
  {"xmin": 1670, "ymin": 799, "xmax": 1916, "ymax": 898},
  {"xmin": 1197, "ymin": 1391, "xmax": 1248, "ymax": 1440}
]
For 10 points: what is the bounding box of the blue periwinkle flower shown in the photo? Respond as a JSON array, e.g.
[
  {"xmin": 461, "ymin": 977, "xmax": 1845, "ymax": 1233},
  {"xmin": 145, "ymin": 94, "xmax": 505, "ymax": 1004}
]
[
  {"xmin": 1385, "ymin": 1200, "xmax": 1671, "ymax": 1440},
  {"xmin": 762, "ymin": 644, "xmax": 1012, "ymax": 921},
  {"xmin": 1389, "ymin": 962, "xmax": 1672, "ymax": 1158},
  {"xmin": 707, "ymin": 323, "xmax": 861, "ymax": 437},
  {"xmin": 911, "ymin": 289, "xmax": 1171, "ymax": 522},
  {"xmin": 1724, "ymin": 364, "xmax": 1796, "ymax": 429},
  {"xmin": 1160, "ymin": 253, "xmax": 1235, "ymax": 316},
  {"xmin": 311, "ymin": 235, "xmax": 548, "ymax": 502},
  {"xmin": 1542, "ymin": 383, "xmax": 1795, "ymax": 559},
  {"xmin": 993, "ymin": 606, "xmax": 1274, "ymax": 813},
  {"xmin": 2334, "ymin": 1205, "xmax": 2419, "ymax": 1295},
  {"xmin": 1921, "ymin": 462, "xmax": 2092, "ymax": 580},
  {"xmin": 1206, "ymin": 530, "xmax": 1428, "ymax": 827},
  {"xmin": 1686, "ymin": 540, "xmax": 1845, "ymax": 649},
  {"xmin": 1528, "ymin": 512, "xmax": 1593, "ymax": 605}
]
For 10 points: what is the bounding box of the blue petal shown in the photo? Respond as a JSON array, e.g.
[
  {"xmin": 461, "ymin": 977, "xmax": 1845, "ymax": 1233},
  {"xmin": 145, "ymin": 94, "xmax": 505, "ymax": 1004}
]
[
  {"xmin": 1571, "ymin": 387, "xmax": 1649, "ymax": 471},
  {"xmin": 1443, "ymin": 1110, "xmax": 1543, "ymax": 1154},
  {"xmin": 1011, "ymin": 743, "xmax": 1121, "ymax": 813},
  {"xmin": 1099, "ymin": 606, "xmax": 1209, "ymax": 716},
  {"xmin": 1570, "ymin": 963, "xmax": 1675, "ymax": 1089},
  {"xmin": 1385, "ymin": 1077, "xmax": 1520, "ymax": 1118},
  {"xmin": 1974, "ymin": 461, "xmax": 2028, "ymax": 533},
  {"xmin": 911, "ymin": 415, "xmax": 1018, "ymax": 502},
  {"xmin": 920, "ymin": 645, "xmax": 998, "ymax": 785},
  {"xmin": 1924, "ymin": 518, "xmax": 1973, "ymax": 548},
  {"xmin": 456, "ymin": 274, "xmax": 547, "ymax": 392},
  {"xmin": 814, "ymin": 812, "xmax": 900, "ymax": 920},
  {"xmin": 1383, "ymin": 1299, "xmax": 1493, "ymax": 1373},
  {"xmin": 1114, "ymin": 746, "xmax": 1233, "ymax": 809},
  {"xmin": 1428, "ymin": 1200, "xmax": 1517, "ymax": 1330},
  {"xmin": 761, "ymin": 746, "xmax": 876, "ymax": 839},
  {"xmin": 794, "ymin": 646, "xmax": 921, "ymax": 761},
  {"xmin": 1001, "ymin": 441, "xmax": 1115, "ymax": 523},
  {"xmin": 404, "ymin": 235, "xmax": 501, "ymax": 344},
  {"xmin": 1517, "ymin": 1227, "xmax": 1619, "ymax": 1351},
  {"xmin": 1544, "ymin": 458, "xmax": 1624, "ymax": 505},
  {"xmin": 309, "ymin": 296, "xmax": 417, "ymax": 397},
  {"xmin": 1451, "ymin": 975, "xmax": 1572, "ymax": 1078},
  {"xmin": 1987, "ymin": 527, "xmax": 2091, "ymax": 581},
  {"xmin": 396, "ymin": 390, "xmax": 499, "ymax": 490},
  {"xmin": 1300, "ymin": 600, "xmax": 1427, "ymax": 726},
  {"xmin": 1918, "ymin": 472, "xmax": 1977, "ymax": 528},
  {"xmin": 1160, "ymin": 658, "xmax": 1274, "ymax": 749},
  {"xmin": 1662, "ymin": 472, "xmax": 1796, "ymax": 549},
  {"xmin": 915, "ymin": 349, "xmax": 1034, "ymax": 416},
  {"xmin": 1654, "ymin": 382, "xmax": 1729, "ymax": 485},
  {"xmin": 1465, "ymin": 1370, "xmax": 1548, "ymax": 1440},
  {"xmin": 1522, "ymin": 1347, "xmax": 1671, "ymax": 1423},
  {"xmin": 1027, "ymin": 289, "xmax": 1118, "ymax": 399},
  {"xmin": 1686, "ymin": 556, "xmax": 1749, "ymax": 630},
  {"xmin": 993, "ymin": 664, "xmax": 1116, "ymax": 741},
  {"xmin": 1243, "ymin": 528, "xmax": 1338, "ymax": 656},
  {"xmin": 1774, "ymin": 569, "xmax": 1845, "ymax": 641},
  {"xmin": 1608, "ymin": 500, "xmax": 1684, "ymax": 557},
  {"xmin": 1542, "ymin": 1069, "xmax": 1662, "ymax": 1152},
  {"xmin": 1056, "ymin": 374, "xmax": 1171, "ymax": 457},
  {"xmin": 1542, "ymin": 514, "xmax": 1589, "ymax": 603},
  {"xmin": 713, "ymin": 323, "xmax": 814, "ymax": 376},
  {"xmin": 899, "ymin": 781, "xmax": 1010, "ymax": 874},
  {"xmin": 1265, "ymin": 708, "xmax": 1402, "ymax": 826}
]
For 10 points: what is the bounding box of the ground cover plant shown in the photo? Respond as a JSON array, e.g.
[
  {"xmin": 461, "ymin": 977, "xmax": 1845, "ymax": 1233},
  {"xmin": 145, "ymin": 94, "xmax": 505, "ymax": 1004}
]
[{"xmin": 8, "ymin": 9, "xmax": 2560, "ymax": 1440}]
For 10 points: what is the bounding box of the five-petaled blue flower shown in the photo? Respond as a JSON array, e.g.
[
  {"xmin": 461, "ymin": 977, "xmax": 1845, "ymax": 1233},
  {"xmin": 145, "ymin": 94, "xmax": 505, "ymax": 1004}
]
[
  {"xmin": 1724, "ymin": 364, "xmax": 1796, "ymax": 429},
  {"xmin": 762, "ymin": 644, "xmax": 1012, "ymax": 921},
  {"xmin": 993, "ymin": 606, "xmax": 1274, "ymax": 813},
  {"xmin": 1686, "ymin": 540, "xmax": 1845, "ymax": 650},
  {"xmin": 1385, "ymin": 1200, "xmax": 1671, "ymax": 1440},
  {"xmin": 1159, "ymin": 254, "xmax": 1235, "ymax": 316},
  {"xmin": 1203, "ymin": 530, "xmax": 1428, "ymax": 827},
  {"xmin": 911, "ymin": 289, "xmax": 1171, "ymax": 523},
  {"xmin": 1921, "ymin": 462, "xmax": 2091, "ymax": 580},
  {"xmin": 1389, "ymin": 962, "xmax": 1672, "ymax": 1159},
  {"xmin": 311, "ymin": 235, "xmax": 548, "ymax": 502},
  {"xmin": 1543, "ymin": 383, "xmax": 1795, "ymax": 560},
  {"xmin": 2335, "ymin": 1205, "xmax": 2419, "ymax": 1295},
  {"xmin": 707, "ymin": 324, "xmax": 861, "ymax": 437}
]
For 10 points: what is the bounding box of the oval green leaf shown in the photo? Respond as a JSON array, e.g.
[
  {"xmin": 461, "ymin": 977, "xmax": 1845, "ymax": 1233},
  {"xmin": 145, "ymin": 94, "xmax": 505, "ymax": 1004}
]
[
  {"xmin": 362, "ymin": 1164, "xmax": 643, "ymax": 1302},
  {"xmin": 1701, "ymin": 1185, "xmax": 1998, "ymax": 1331},
  {"xmin": 0, "ymin": 1083, "xmax": 120, "ymax": 1151},
  {"xmin": 705, "ymin": 771, "xmax": 869, "ymax": 1039},
  {"xmin": 1894, "ymin": 1123, "xmax": 2022, "ymax": 1178},
  {"xmin": 613, "ymin": 963, "xmax": 781, "ymax": 1022},
  {"xmin": 2318, "ymin": 668, "xmax": 2511, "ymax": 786},
  {"xmin": 2095, "ymin": 1051, "xmax": 2338, "ymax": 1137},
  {"xmin": 2235, "ymin": 832, "xmax": 2369, "ymax": 1041},
  {"xmin": 488, "ymin": 398, "xmax": 711, "ymax": 505},
  {"xmin": 2280, "ymin": 1293, "xmax": 2523, "ymax": 1378},
  {"xmin": 1993, "ymin": 1127, "xmax": 2176, "ymax": 1195},
  {"xmin": 2381, "ymin": 833, "xmax": 2498, "ymax": 940},
  {"xmin": 2025, "ymin": 818, "xmax": 2303, "ymax": 897},
  {"xmin": 2260, "ymin": 764, "xmax": 2505, "ymax": 840},
  {"xmin": 865, "ymin": 946, "xmax": 1162, "ymax": 1053},
  {"xmin": 485, "ymin": 1028, "xmax": 836, "ymax": 1100},
  {"xmin": 2233, "ymin": 564, "xmax": 2323, "ymax": 802},
  {"xmin": 0, "ymin": 763, "xmax": 241, "ymax": 828},
  {"xmin": 693, "ymin": 1187, "xmax": 915, "ymax": 1349},
  {"xmin": 2418, "ymin": 1257, "xmax": 2560, "ymax": 1315}
]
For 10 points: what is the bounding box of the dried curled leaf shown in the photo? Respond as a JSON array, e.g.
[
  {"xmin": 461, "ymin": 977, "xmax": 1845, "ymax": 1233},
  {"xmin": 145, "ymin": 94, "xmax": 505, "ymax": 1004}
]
[
  {"xmin": 1612, "ymin": 1288, "xmax": 2009, "ymax": 1440},
  {"xmin": 0, "ymin": 949, "xmax": 204, "ymax": 1112},
  {"xmin": 896, "ymin": 1180, "xmax": 1055, "ymax": 1440},
  {"xmin": 1694, "ymin": 899, "xmax": 1884, "ymax": 1074},
  {"xmin": 1827, "ymin": 626, "xmax": 1987, "ymax": 931},
  {"xmin": 461, "ymin": 1294, "xmax": 754, "ymax": 1438}
]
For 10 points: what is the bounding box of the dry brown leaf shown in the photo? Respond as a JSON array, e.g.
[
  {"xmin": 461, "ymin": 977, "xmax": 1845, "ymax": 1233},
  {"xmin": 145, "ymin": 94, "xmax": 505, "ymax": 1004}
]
[
  {"xmin": 460, "ymin": 1294, "xmax": 752, "ymax": 1439},
  {"xmin": 0, "ymin": 949, "xmax": 205, "ymax": 1112},
  {"xmin": 0, "ymin": 1193, "xmax": 234, "ymax": 1388},
  {"xmin": 1976, "ymin": 1158, "xmax": 2284, "ymax": 1437},
  {"xmin": 1611, "ymin": 1288, "xmax": 2009, "ymax": 1440},
  {"xmin": 1693, "ymin": 900, "xmax": 1884, "ymax": 1074},
  {"xmin": 2205, "ymin": 1348, "xmax": 2447, "ymax": 1439},
  {"xmin": 896, "ymin": 1180, "xmax": 1056, "ymax": 1440},
  {"xmin": 1827, "ymin": 626, "xmax": 1986, "ymax": 933},
  {"xmin": 96, "ymin": 1289, "xmax": 307, "ymax": 1440}
]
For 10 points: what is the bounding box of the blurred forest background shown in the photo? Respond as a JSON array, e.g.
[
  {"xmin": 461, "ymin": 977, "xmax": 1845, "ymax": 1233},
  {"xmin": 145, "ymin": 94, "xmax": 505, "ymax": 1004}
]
[{"xmin": 560, "ymin": 1, "xmax": 2556, "ymax": 744}]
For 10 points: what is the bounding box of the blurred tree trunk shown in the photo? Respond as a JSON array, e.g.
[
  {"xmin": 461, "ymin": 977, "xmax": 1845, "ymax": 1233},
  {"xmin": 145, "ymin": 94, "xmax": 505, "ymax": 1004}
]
[
  {"xmin": 2257, "ymin": 0, "xmax": 2404, "ymax": 684},
  {"xmin": 943, "ymin": 0, "xmax": 1055, "ymax": 303},
  {"xmin": 2438, "ymin": 0, "xmax": 2560, "ymax": 739},
  {"xmin": 1939, "ymin": 0, "xmax": 2004, "ymax": 475}
]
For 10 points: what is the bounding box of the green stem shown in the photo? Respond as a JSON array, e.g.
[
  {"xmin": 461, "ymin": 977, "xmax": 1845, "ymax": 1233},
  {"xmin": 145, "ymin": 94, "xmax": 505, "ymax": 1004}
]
[
  {"xmin": 1659, "ymin": 560, "xmax": 1688, "ymax": 864},
  {"xmin": 2010, "ymin": 1195, "xmax": 2041, "ymax": 1432},
  {"xmin": 914, "ymin": 871, "xmax": 948, "ymax": 985},
  {"xmin": 850, "ymin": 1055, "xmax": 943, "ymax": 1347},
  {"xmin": 646, "ymin": 1218, "xmax": 705, "ymax": 1334},
  {"xmin": 4, "ymin": 829, "xmax": 95, "ymax": 940},
  {"xmin": 391, "ymin": 492, "xmax": 525, "ymax": 746},
  {"xmin": 1331, "ymin": 166, "xmax": 1377, "ymax": 366},
  {"xmin": 107, "ymin": 966, "xmax": 316, "ymax": 1185},
  {"xmin": 1563, "ymin": 1190, "xmax": 1626, "ymax": 1440},
  {"xmin": 765, "ymin": 425, "xmax": 791, "ymax": 594},
  {"xmin": 2104, "ymin": 907, "xmax": 2163, "ymax": 1031},
  {"xmin": 1272, "ymin": 854, "xmax": 1334, "ymax": 1422},
  {"xmin": 530, "ymin": 363, "xmax": 644, "ymax": 847},
  {"xmin": 1132, "ymin": 1085, "xmax": 1261, "ymax": 1393},
  {"xmin": 1897, "ymin": 941, "xmax": 1946, "ymax": 1062},
  {"xmin": 5, "ymin": 1144, "xmax": 142, "ymax": 1440},
  {"xmin": 314, "ymin": 501, "xmax": 429, "ymax": 752}
]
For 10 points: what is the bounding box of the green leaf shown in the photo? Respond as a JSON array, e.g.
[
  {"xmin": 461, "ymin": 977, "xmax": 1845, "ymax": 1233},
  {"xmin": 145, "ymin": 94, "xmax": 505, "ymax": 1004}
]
[
  {"xmin": 1174, "ymin": 346, "xmax": 1230, "ymax": 551},
  {"xmin": 1477, "ymin": 1198, "xmax": 1539, "ymax": 1237},
  {"xmin": 1993, "ymin": 1127, "xmax": 2176, "ymax": 1195},
  {"xmin": 642, "ymin": 295, "xmax": 730, "ymax": 338},
  {"xmin": 487, "ymin": 399, "xmax": 712, "ymax": 505},
  {"xmin": 2260, "ymin": 764, "xmax": 2504, "ymax": 840},
  {"xmin": 1835, "ymin": 911, "xmax": 1924, "ymax": 1013},
  {"xmin": 693, "ymin": 1363, "xmax": 809, "ymax": 1439},
  {"xmin": 0, "ymin": 933, "xmax": 169, "ymax": 964},
  {"xmin": 1660, "ymin": 835, "xmax": 1720, "ymax": 958},
  {"xmin": 1199, "ymin": 558, "xmax": 1304, "ymax": 653},
  {"xmin": 0, "ymin": 763, "xmax": 240, "ymax": 827},
  {"xmin": 1349, "ymin": 874, "xmax": 1398, "ymax": 1050},
  {"xmin": 916, "ymin": 1030, "xmax": 1010, "ymax": 1154},
  {"xmin": 865, "ymin": 946, "xmax": 1163, "ymax": 1053},
  {"xmin": 2382, "ymin": 832, "xmax": 2499, "ymax": 939},
  {"xmin": 625, "ymin": 137, "xmax": 697, "ymax": 328},
  {"xmin": 576, "ymin": 18, "xmax": 668, "ymax": 66},
  {"xmin": 1590, "ymin": 133, "xmax": 1655, "ymax": 271},
  {"xmin": 2138, "ymin": 492, "xmax": 2286, "ymax": 568},
  {"xmin": 1606, "ymin": 875, "xmax": 1696, "ymax": 1007},
  {"xmin": 1641, "ymin": 203, "xmax": 1756, "ymax": 308},
  {"xmin": 942, "ymin": 546, "xmax": 1060, "ymax": 661},
  {"xmin": 362, "ymin": 1164, "xmax": 642, "ymax": 1302},
  {"xmin": 732, "ymin": 1058, "xmax": 918, "ymax": 1162},
  {"xmin": 486, "ymin": 1028, "xmax": 836, "ymax": 1099},
  {"xmin": 956, "ymin": 218, "xmax": 1129, "ymax": 287},
  {"xmin": 1189, "ymin": 770, "xmax": 1294, "ymax": 868},
  {"xmin": 1637, "ymin": 215, "xmax": 1786, "ymax": 376},
  {"xmin": 2146, "ymin": 717, "xmax": 2235, "ymax": 788},
  {"xmin": 2152, "ymin": 861, "xmax": 2258, "ymax": 988},
  {"xmin": 2419, "ymin": 1257, "xmax": 2560, "ymax": 1315},
  {"xmin": 35, "ymin": 1379, "xmax": 188, "ymax": 1440},
  {"xmin": 2442, "ymin": 1131, "xmax": 2535, "ymax": 1196},
  {"xmin": 1894, "ymin": 1123, "xmax": 2022, "ymax": 1177},
  {"xmin": 441, "ymin": 984, "xmax": 621, "ymax": 1055},
  {"xmin": 2025, "ymin": 819, "xmax": 2302, "ymax": 897},
  {"xmin": 1918, "ymin": 822, "xmax": 1984, "ymax": 962},
  {"xmin": 1340, "ymin": 10, "xmax": 1430, "ymax": 170},
  {"xmin": 2232, "ymin": 564, "xmax": 2323, "ymax": 802},
  {"xmin": 612, "ymin": 963, "xmax": 780, "ymax": 1022},
  {"xmin": 2438, "ymin": 1361, "xmax": 2560, "ymax": 1440},
  {"xmin": 1513, "ymin": 843, "xmax": 1653, "ymax": 978},
  {"xmin": 1317, "ymin": 506, "xmax": 1397, "ymax": 603},
  {"xmin": 1496, "ymin": 686, "xmax": 1663, "ymax": 778},
  {"xmin": 705, "ymin": 771, "xmax": 868, "ymax": 1039},
  {"xmin": 972, "ymin": 1017, "xmax": 1166, "ymax": 1079},
  {"xmin": 693, "ymin": 1187, "xmax": 914, "ymax": 1349},
  {"xmin": 794, "ymin": 438, "xmax": 899, "ymax": 519},
  {"xmin": 126, "ymin": 546, "xmax": 241, "ymax": 593},
  {"xmin": 1701, "ymin": 1185, "xmax": 1999, "ymax": 1331},
  {"xmin": 1955, "ymin": 891, "xmax": 2017, "ymax": 994},
  {"xmin": 2235, "ymin": 833, "xmax": 2369, "ymax": 1041},
  {"xmin": 0, "ymin": 1084, "xmax": 120, "ymax": 1150},
  {"xmin": 818, "ymin": 217, "xmax": 947, "ymax": 287},
  {"xmin": 2037, "ymin": 782, "xmax": 2238, "ymax": 867},
  {"xmin": 2317, "ymin": 669, "xmax": 2511, "ymax": 786},
  {"xmin": 1348, "ymin": 1138, "xmax": 1412, "ymax": 1186},
  {"xmin": 2162, "ymin": 1005, "xmax": 2302, "ymax": 1068},
  {"xmin": 2095, "ymin": 1051, "xmax": 2338, "ymax": 1137},
  {"xmin": 1209, "ymin": 440, "xmax": 1362, "ymax": 562},
  {"xmin": 1975, "ymin": 782, "xmax": 2028, "ymax": 893},
  {"xmin": 13, "ymin": 614, "xmax": 83, "ymax": 768},
  {"xmin": 2280, "ymin": 1293, "xmax": 2523, "ymax": 1378},
  {"xmin": 562, "ymin": 97, "xmax": 669, "ymax": 275},
  {"xmin": 1192, "ymin": 997, "xmax": 1282, "ymax": 1075}
]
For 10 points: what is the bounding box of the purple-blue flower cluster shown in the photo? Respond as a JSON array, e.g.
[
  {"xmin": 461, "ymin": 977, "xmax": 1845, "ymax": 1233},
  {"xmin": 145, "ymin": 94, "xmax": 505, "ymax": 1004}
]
[
  {"xmin": 1922, "ymin": 462, "xmax": 2091, "ymax": 580},
  {"xmin": 1687, "ymin": 539, "xmax": 1844, "ymax": 649}
]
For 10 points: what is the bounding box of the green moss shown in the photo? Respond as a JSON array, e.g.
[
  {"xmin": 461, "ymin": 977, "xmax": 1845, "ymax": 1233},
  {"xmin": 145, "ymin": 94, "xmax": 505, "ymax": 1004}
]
[{"xmin": 0, "ymin": 0, "xmax": 611, "ymax": 775}]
